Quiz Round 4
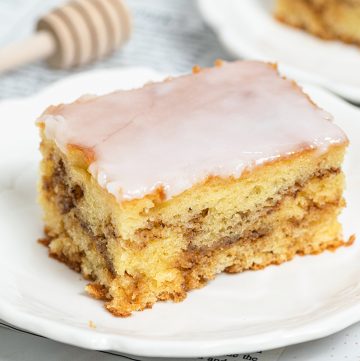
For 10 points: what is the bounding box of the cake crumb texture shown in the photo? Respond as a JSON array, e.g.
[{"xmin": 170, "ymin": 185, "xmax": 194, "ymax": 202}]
[
  {"xmin": 275, "ymin": 0, "xmax": 360, "ymax": 46},
  {"xmin": 39, "ymin": 137, "xmax": 348, "ymax": 316}
]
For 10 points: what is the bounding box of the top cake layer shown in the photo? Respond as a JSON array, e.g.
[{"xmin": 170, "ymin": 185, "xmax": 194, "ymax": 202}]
[{"xmin": 38, "ymin": 61, "xmax": 347, "ymax": 201}]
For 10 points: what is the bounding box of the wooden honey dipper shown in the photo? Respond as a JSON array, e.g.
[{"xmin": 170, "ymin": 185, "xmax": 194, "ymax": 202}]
[{"xmin": 0, "ymin": 0, "xmax": 132, "ymax": 73}]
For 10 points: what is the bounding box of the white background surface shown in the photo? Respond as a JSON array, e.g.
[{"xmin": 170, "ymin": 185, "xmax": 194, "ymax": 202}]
[{"xmin": 1, "ymin": 0, "xmax": 360, "ymax": 360}]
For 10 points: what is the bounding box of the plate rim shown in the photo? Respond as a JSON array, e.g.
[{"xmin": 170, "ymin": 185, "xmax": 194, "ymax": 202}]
[{"xmin": 1, "ymin": 68, "xmax": 360, "ymax": 357}]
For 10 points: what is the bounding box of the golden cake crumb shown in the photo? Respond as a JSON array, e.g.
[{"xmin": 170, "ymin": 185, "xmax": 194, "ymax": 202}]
[
  {"xmin": 274, "ymin": 0, "xmax": 360, "ymax": 46},
  {"xmin": 192, "ymin": 64, "xmax": 201, "ymax": 74},
  {"xmin": 88, "ymin": 320, "xmax": 96, "ymax": 329}
]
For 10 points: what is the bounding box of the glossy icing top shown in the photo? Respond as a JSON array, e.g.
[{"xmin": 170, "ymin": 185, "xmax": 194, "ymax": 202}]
[{"xmin": 39, "ymin": 61, "xmax": 347, "ymax": 201}]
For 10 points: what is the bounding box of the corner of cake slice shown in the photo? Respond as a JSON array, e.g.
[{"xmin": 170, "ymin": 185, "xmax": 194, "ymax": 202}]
[
  {"xmin": 274, "ymin": 0, "xmax": 360, "ymax": 46},
  {"xmin": 37, "ymin": 60, "xmax": 349, "ymax": 316}
]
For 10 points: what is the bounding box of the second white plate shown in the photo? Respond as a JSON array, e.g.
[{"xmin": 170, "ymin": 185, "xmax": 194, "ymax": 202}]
[
  {"xmin": 1, "ymin": 67, "xmax": 360, "ymax": 357},
  {"xmin": 198, "ymin": 0, "xmax": 360, "ymax": 102}
]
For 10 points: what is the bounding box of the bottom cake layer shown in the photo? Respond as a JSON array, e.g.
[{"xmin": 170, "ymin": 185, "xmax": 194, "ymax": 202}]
[
  {"xmin": 275, "ymin": 0, "xmax": 360, "ymax": 46},
  {"xmin": 41, "ymin": 166, "xmax": 348, "ymax": 316}
]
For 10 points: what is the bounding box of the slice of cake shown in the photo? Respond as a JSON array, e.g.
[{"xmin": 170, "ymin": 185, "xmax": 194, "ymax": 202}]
[
  {"xmin": 275, "ymin": 0, "xmax": 360, "ymax": 46},
  {"xmin": 37, "ymin": 61, "xmax": 349, "ymax": 316}
]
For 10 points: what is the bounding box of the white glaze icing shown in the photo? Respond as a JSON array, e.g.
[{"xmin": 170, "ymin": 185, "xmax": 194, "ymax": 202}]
[{"xmin": 39, "ymin": 61, "xmax": 348, "ymax": 201}]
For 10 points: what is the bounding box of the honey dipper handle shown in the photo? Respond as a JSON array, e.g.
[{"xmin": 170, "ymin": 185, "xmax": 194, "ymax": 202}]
[{"xmin": 0, "ymin": 31, "xmax": 56, "ymax": 74}]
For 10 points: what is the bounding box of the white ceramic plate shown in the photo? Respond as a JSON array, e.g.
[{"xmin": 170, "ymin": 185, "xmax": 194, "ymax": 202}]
[
  {"xmin": 197, "ymin": 0, "xmax": 360, "ymax": 103},
  {"xmin": 1, "ymin": 67, "xmax": 360, "ymax": 358}
]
